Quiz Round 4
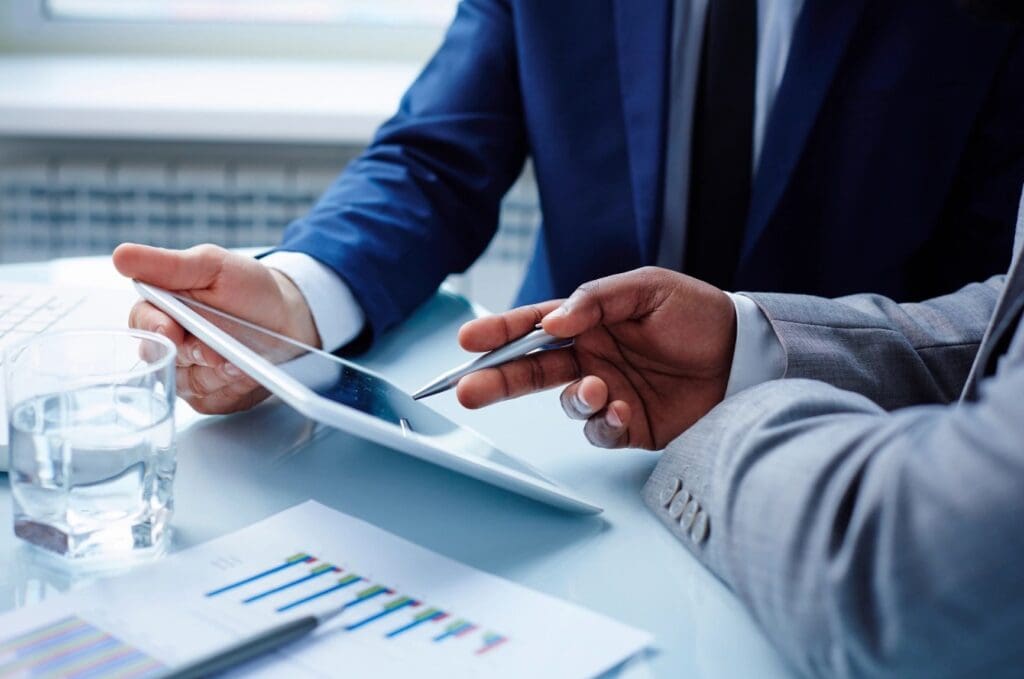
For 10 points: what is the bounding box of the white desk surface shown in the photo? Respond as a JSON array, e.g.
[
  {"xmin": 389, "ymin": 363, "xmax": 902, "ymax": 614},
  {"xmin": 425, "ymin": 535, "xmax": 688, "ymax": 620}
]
[
  {"xmin": 0, "ymin": 56, "xmax": 417, "ymax": 144},
  {"xmin": 0, "ymin": 256, "xmax": 793, "ymax": 678}
]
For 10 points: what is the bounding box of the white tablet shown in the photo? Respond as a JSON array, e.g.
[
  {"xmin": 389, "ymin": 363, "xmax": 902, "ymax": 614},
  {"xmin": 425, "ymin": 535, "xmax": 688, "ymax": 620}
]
[{"xmin": 134, "ymin": 282, "xmax": 601, "ymax": 515}]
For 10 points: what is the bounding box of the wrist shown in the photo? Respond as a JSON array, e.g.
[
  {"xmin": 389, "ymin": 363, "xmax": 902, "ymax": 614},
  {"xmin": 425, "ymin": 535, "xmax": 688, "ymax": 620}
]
[{"xmin": 269, "ymin": 268, "xmax": 322, "ymax": 349}]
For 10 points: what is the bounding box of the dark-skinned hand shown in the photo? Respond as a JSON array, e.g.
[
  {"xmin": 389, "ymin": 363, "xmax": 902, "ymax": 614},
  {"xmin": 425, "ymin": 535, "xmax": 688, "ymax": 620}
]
[{"xmin": 455, "ymin": 267, "xmax": 737, "ymax": 450}]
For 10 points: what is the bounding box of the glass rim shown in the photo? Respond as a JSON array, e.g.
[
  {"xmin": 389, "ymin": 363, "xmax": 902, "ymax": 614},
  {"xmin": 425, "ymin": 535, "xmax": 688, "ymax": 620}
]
[{"xmin": 2, "ymin": 328, "xmax": 178, "ymax": 381}]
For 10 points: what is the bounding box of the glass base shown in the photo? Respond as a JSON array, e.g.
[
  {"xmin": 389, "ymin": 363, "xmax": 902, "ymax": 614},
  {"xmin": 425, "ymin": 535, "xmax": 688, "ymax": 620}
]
[{"xmin": 14, "ymin": 508, "xmax": 172, "ymax": 562}]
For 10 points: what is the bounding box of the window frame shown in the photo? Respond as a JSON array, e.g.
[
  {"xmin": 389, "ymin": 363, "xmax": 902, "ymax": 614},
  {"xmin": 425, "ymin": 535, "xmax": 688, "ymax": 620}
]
[{"xmin": 0, "ymin": 0, "xmax": 451, "ymax": 62}]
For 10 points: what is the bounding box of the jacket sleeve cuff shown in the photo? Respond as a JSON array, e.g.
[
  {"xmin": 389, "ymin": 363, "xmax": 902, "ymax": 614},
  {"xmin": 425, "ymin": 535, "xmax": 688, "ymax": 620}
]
[
  {"xmin": 262, "ymin": 251, "xmax": 367, "ymax": 352},
  {"xmin": 724, "ymin": 292, "xmax": 787, "ymax": 398}
]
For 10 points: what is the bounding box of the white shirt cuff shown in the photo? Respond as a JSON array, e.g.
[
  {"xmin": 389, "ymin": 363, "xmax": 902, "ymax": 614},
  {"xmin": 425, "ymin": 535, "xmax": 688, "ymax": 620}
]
[
  {"xmin": 262, "ymin": 251, "xmax": 366, "ymax": 352},
  {"xmin": 724, "ymin": 292, "xmax": 787, "ymax": 397}
]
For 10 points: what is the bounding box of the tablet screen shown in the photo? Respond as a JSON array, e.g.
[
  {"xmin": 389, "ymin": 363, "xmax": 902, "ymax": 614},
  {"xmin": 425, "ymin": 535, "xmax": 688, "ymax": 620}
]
[{"xmin": 171, "ymin": 293, "xmax": 550, "ymax": 481}]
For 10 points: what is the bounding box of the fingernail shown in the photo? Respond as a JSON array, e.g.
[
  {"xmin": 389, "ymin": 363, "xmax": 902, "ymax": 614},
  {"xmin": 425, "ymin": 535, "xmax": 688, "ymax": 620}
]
[
  {"xmin": 571, "ymin": 391, "xmax": 592, "ymax": 415},
  {"xmin": 190, "ymin": 345, "xmax": 206, "ymax": 366},
  {"xmin": 606, "ymin": 408, "xmax": 623, "ymax": 429},
  {"xmin": 223, "ymin": 363, "xmax": 240, "ymax": 377},
  {"xmin": 545, "ymin": 304, "xmax": 569, "ymax": 321}
]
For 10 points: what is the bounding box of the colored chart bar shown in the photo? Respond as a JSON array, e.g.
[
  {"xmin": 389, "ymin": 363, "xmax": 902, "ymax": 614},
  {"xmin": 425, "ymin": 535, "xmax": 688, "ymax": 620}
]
[
  {"xmin": 433, "ymin": 620, "xmax": 478, "ymax": 643},
  {"xmin": 0, "ymin": 615, "xmax": 163, "ymax": 679},
  {"xmin": 200, "ymin": 553, "xmax": 513, "ymax": 659},
  {"xmin": 476, "ymin": 632, "xmax": 508, "ymax": 655},
  {"xmin": 205, "ymin": 553, "xmax": 316, "ymax": 598},
  {"xmin": 386, "ymin": 608, "xmax": 448, "ymax": 639},
  {"xmin": 275, "ymin": 576, "xmax": 367, "ymax": 613},
  {"xmin": 346, "ymin": 596, "xmax": 419, "ymax": 632},
  {"xmin": 242, "ymin": 564, "xmax": 341, "ymax": 604}
]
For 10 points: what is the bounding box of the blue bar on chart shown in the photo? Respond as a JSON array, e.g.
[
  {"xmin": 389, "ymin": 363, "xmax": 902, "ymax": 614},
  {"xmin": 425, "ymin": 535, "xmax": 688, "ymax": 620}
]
[
  {"xmin": 0, "ymin": 615, "xmax": 163, "ymax": 679},
  {"xmin": 476, "ymin": 632, "xmax": 509, "ymax": 655},
  {"xmin": 386, "ymin": 608, "xmax": 448, "ymax": 638},
  {"xmin": 275, "ymin": 575, "xmax": 367, "ymax": 613},
  {"xmin": 346, "ymin": 596, "xmax": 419, "ymax": 632},
  {"xmin": 242, "ymin": 563, "xmax": 341, "ymax": 604},
  {"xmin": 205, "ymin": 553, "xmax": 317, "ymax": 597},
  {"xmin": 434, "ymin": 619, "xmax": 478, "ymax": 643}
]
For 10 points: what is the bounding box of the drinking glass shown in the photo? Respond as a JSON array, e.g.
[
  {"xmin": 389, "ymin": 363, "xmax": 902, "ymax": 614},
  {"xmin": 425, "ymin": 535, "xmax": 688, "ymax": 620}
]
[{"xmin": 4, "ymin": 329, "xmax": 177, "ymax": 560}]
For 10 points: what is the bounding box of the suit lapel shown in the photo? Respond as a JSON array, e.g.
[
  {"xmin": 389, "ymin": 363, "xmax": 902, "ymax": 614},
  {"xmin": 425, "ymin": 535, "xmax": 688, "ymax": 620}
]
[
  {"xmin": 962, "ymin": 186, "xmax": 1024, "ymax": 399},
  {"xmin": 741, "ymin": 0, "xmax": 869, "ymax": 259},
  {"xmin": 613, "ymin": 0, "xmax": 672, "ymax": 263}
]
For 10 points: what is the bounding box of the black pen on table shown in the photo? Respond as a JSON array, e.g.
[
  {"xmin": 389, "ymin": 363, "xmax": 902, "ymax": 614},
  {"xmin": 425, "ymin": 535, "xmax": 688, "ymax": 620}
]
[{"xmin": 153, "ymin": 603, "xmax": 346, "ymax": 679}]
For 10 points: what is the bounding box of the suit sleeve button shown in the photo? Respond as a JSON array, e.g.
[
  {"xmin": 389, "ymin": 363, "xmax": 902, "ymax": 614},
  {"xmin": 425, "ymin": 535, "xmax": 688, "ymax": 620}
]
[
  {"xmin": 659, "ymin": 477, "xmax": 683, "ymax": 507},
  {"xmin": 679, "ymin": 500, "xmax": 699, "ymax": 530},
  {"xmin": 690, "ymin": 510, "xmax": 709, "ymax": 545},
  {"xmin": 668, "ymin": 491, "xmax": 691, "ymax": 519}
]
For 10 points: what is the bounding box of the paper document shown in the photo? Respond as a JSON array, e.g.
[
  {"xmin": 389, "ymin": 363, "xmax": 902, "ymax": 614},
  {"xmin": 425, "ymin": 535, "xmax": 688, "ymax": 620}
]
[{"xmin": 0, "ymin": 501, "xmax": 652, "ymax": 678}]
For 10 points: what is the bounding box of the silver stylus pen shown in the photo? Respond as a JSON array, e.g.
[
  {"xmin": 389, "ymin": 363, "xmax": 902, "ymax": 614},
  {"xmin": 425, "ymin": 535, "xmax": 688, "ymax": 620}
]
[
  {"xmin": 411, "ymin": 327, "xmax": 573, "ymax": 400},
  {"xmin": 153, "ymin": 602, "xmax": 349, "ymax": 679}
]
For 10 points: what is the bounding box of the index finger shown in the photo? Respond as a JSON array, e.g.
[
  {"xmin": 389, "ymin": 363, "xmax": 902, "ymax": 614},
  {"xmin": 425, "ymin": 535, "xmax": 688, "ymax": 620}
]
[{"xmin": 458, "ymin": 300, "xmax": 563, "ymax": 353}]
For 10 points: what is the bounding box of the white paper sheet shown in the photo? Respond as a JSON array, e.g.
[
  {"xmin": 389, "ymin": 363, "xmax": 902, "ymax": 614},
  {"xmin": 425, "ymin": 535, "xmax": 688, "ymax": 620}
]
[{"xmin": 0, "ymin": 501, "xmax": 652, "ymax": 678}]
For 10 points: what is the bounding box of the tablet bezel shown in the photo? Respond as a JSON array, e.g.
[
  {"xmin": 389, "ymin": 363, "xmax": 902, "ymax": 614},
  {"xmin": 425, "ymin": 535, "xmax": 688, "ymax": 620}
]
[{"xmin": 134, "ymin": 281, "xmax": 602, "ymax": 515}]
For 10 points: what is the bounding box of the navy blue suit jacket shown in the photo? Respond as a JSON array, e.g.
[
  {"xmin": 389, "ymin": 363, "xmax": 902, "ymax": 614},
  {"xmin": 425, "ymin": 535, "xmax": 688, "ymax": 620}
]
[{"xmin": 279, "ymin": 0, "xmax": 1024, "ymax": 338}]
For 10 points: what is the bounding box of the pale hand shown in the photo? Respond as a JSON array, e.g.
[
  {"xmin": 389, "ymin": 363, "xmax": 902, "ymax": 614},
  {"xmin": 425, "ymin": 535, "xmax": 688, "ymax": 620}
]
[
  {"xmin": 455, "ymin": 267, "xmax": 737, "ymax": 450},
  {"xmin": 113, "ymin": 243, "xmax": 320, "ymax": 414}
]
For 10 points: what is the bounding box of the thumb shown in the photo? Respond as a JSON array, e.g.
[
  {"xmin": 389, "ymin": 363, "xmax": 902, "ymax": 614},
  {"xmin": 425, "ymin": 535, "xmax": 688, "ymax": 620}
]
[
  {"xmin": 541, "ymin": 267, "xmax": 675, "ymax": 337},
  {"xmin": 113, "ymin": 243, "xmax": 227, "ymax": 292}
]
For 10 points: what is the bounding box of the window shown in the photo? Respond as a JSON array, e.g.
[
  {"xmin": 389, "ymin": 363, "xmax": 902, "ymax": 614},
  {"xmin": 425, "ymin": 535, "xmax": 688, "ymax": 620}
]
[
  {"xmin": 45, "ymin": 0, "xmax": 457, "ymax": 27},
  {"xmin": 0, "ymin": 0, "xmax": 455, "ymax": 62}
]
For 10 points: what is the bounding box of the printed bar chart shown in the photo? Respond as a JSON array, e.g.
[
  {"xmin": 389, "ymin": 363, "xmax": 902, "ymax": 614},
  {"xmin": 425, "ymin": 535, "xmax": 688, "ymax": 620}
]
[
  {"xmin": 0, "ymin": 615, "xmax": 163, "ymax": 679},
  {"xmin": 0, "ymin": 503, "xmax": 653, "ymax": 678},
  {"xmin": 207, "ymin": 552, "xmax": 509, "ymax": 656}
]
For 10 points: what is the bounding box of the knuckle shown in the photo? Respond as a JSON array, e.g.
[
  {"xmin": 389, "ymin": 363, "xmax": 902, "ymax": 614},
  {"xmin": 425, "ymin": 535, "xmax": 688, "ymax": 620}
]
[
  {"xmin": 186, "ymin": 367, "xmax": 217, "ymax": 397},
  {"xmin": 496, "ymin": 367, "xmax": 514, "ymax": 401},
  {"xmin": 527, "ymin": 304, "xmax": 546, "ymax": 326},
  {"xmin": 526, "ymin": 357, "xmax": 547, "ymax": 392},
  {"xmin": 574, "ymin": 280, "xmax": 601, "ymax": 299},
  {"xmin": 192, "ymin": 243, "xmax": 222, "ymax": 259},
  {"xmin": 128, "ymin": 301, "xmax": 153, "ymax": 329},
  {"xmin": 636, "ymin": 265, "xmax": 661, "ymax": 278}
]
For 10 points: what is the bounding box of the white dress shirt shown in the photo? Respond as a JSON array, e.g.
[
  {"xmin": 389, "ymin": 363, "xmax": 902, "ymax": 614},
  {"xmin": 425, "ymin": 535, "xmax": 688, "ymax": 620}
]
[{"xmin": 266, "ymin": 0, "xmax": 799, "ymax": 395}]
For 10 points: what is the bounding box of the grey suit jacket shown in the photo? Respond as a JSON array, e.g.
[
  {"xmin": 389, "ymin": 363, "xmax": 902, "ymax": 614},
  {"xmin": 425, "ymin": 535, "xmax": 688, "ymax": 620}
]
[{"xmin": 642, "ymin": 189, "xmax": 1024, "ymax": 677}]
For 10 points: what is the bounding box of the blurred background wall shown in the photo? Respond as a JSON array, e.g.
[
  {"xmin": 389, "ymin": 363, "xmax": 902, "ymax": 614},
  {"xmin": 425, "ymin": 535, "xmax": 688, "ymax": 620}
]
[{"xmin": 0, "ymin": 0, "xmax": 540, "ymax": 311}]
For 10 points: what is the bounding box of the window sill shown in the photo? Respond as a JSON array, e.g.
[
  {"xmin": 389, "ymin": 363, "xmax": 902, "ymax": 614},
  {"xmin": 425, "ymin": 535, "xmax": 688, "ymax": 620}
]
[{"xmin": 0, "ymin": 56, "xmax": 418, "ymax": 144}]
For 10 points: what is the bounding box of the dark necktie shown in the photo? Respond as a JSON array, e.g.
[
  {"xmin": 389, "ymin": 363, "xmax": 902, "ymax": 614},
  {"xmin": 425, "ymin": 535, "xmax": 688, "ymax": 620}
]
[{"xmin": 684, "ymin": 0, "xmax": 758, "ymax": 288}]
